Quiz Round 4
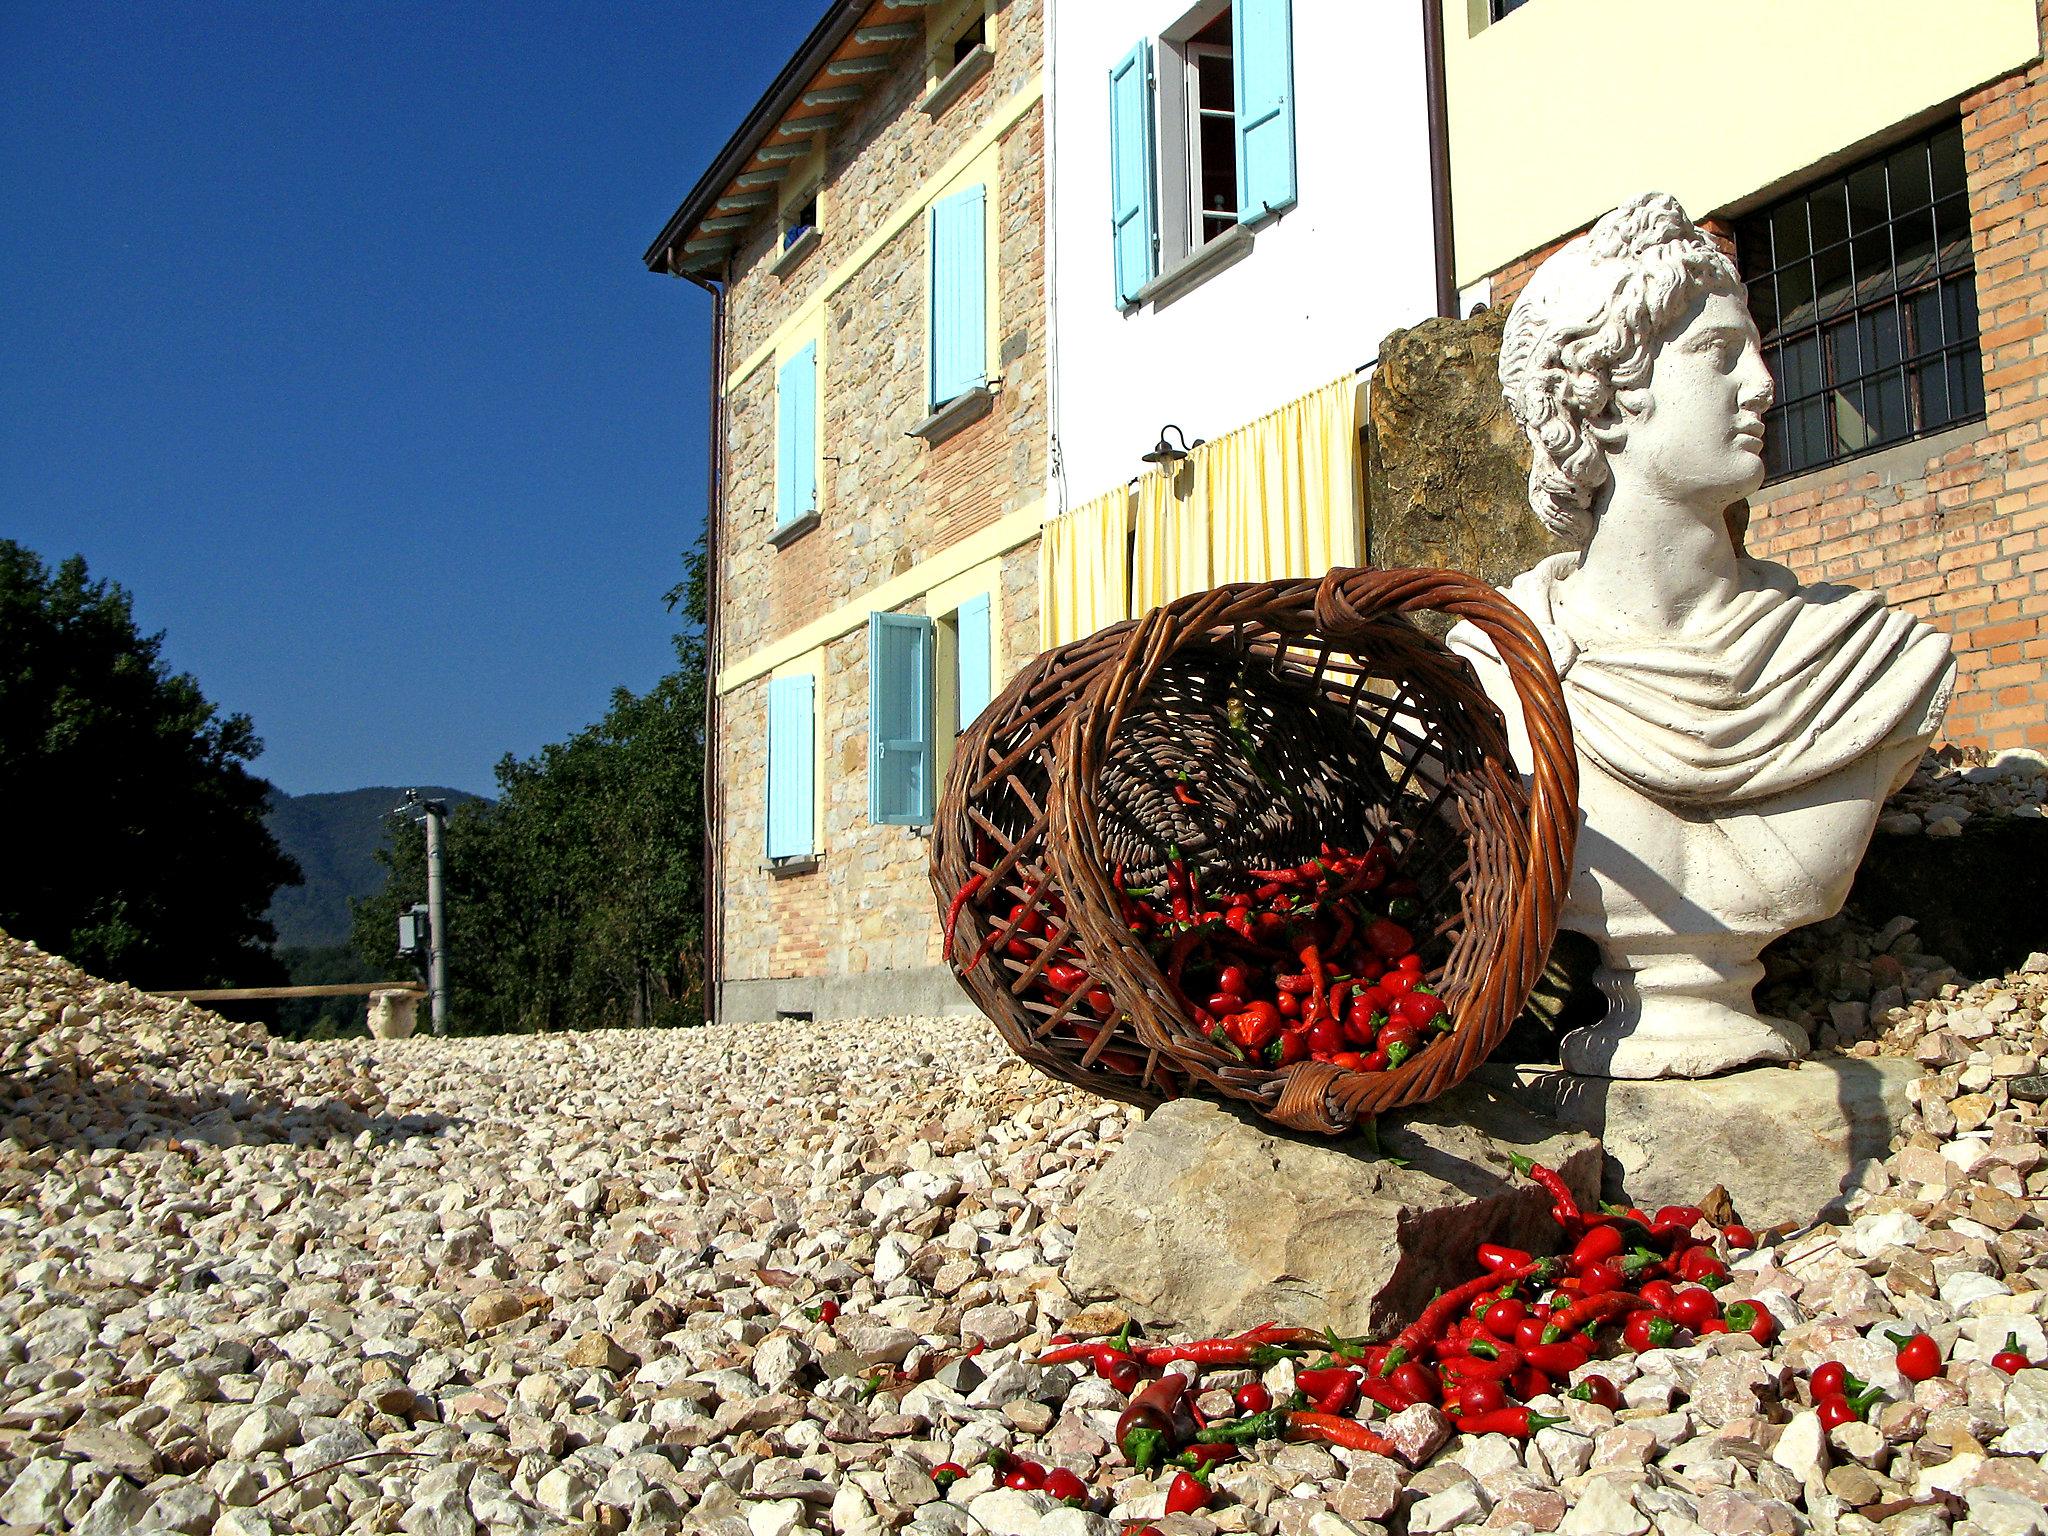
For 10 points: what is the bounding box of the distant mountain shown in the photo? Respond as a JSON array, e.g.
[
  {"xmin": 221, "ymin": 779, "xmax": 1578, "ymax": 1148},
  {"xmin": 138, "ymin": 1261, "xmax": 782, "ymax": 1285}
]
[{"xmin": 264, "ymin": 786, "xmax": 487, "ymax": 949}]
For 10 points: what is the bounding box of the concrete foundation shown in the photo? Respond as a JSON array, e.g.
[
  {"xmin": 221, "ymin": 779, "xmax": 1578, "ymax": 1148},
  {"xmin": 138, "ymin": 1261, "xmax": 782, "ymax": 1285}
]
[{"xmin": 719, "ymin": 964, "xmax": 977, "ymax": 1023}]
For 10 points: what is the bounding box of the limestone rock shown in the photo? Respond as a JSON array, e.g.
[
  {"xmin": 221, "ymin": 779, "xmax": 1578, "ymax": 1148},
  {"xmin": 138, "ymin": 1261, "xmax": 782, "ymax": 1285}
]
[
  {"xmin": 1489, "ymin": 1057, "xmax": 1914, "ymax": 1226},
  {"xmin": 1066, "ymin": 1088, "xmax": 1599, "ymax": 1337}
]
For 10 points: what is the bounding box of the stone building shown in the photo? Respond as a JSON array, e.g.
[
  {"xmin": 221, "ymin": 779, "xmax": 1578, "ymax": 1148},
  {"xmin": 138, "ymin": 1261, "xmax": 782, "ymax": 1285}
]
[
  {"xmin": 645, "ymin": 0, "xmax": 1048, "ymax": 1022},
  {"xmin": 1443, "ymin": 0, "xmax": 2048, "ymax": 751}
]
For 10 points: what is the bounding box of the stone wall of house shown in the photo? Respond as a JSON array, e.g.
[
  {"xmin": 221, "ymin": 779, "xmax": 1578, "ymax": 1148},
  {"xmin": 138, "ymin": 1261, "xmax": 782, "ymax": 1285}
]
[
  {"xmin": 709, "ymin": 3, "xmax": 1048, "ymax": 1015},
  {"xmin": 1478, "ymin": 12, "xmax": 2048, "ymax": 751}
]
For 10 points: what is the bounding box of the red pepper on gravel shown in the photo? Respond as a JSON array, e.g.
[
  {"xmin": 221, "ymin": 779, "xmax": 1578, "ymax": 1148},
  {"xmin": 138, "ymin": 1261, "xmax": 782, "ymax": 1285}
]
[
  {"xmin": 1115, "ymin": 1374, "xmax": 1187, "ymax": 1471},
  {"xmin": 1888, "ymin": 1330, "xmax": 1943, "ymax": 1383},
  {"xmin": 1622, "ymin": 1311, "xmax": 1677, "ymax": 1353},
  {"xmin": 1286, "ymin": 1413, "xmax": 1398, "ymax": 1454},
  {"xmin": 1810, "ymin": 1362, "xmax": 1860, "ymax": 1402},
  {"xmin": 1569, "ymin": 1375, "xmax": 1623, "ymax": 1410},
  {"xmin": 1540, "ymin": 1291, "xmax": 1640, "ymax": 1343},
  {"xmin": 1234, "ymin": 1382, "xmax": 1273, "ymax": 1416},
  {"xmin": 1993, "ymin": 1335, "xmax": 2036, "ymax": 1375},
  {"xmin": 1721, "ymin": 1300, "xmax": 1777, "ymax": 1345},
  {"xmin": 1164, "ymin": 1469, "xmax": 1212, "ymax": 1515},
  {"xmin": 1041, "ymin": 1468, "xmax": 1088, "ymax": 1506},
  {"xmin": 930, "ymin": 1463, "xmax": 966, "ymax": 1491},
  {"xmin": 1449, "ymin": 1406, "xmax": 1566, "ymax": 1438}
]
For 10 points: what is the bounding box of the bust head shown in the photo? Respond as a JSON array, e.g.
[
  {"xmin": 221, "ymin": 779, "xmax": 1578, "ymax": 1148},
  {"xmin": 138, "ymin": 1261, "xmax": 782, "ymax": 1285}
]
[{"xmin": 1500, "ymin": 193, "xmax": 1773, "ymax": 543}]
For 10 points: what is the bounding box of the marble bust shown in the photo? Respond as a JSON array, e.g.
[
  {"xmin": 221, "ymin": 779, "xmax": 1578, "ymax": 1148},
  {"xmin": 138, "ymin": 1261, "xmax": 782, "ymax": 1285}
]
[{"xmin": 1448, "ymin": 193, "xmax": 1955, "ymax": 1079}]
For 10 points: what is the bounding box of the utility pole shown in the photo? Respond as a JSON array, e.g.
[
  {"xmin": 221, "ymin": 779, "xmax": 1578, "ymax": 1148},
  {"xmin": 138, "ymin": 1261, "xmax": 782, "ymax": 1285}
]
[{"xmin": 397, "ymin": 790, "xmax": 451, "ymax": 1036}]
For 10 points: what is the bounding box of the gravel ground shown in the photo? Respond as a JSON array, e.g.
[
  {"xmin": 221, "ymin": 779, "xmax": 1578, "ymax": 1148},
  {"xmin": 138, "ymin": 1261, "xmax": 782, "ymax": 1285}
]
[{"xmin": 3, "ymin": 930, "xmax": 2046, "ymax": 1536}]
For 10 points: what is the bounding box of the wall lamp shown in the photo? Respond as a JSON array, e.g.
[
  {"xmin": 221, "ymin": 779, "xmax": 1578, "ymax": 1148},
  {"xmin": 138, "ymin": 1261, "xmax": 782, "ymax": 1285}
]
[{"xmin": 1141, "ymin": 423, "xmax": 1204, "ymax": 468}]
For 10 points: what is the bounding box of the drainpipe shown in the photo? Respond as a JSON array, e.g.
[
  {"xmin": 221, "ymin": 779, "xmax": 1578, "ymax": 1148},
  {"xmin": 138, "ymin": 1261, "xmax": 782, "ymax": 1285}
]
[
  {"xmin": 676, "ymin": 258, "xmax": 728, "ymax": 1028},
  {"xmin": 1421, "ymin": 0, "xmax": 1459, "ymax": 318}
]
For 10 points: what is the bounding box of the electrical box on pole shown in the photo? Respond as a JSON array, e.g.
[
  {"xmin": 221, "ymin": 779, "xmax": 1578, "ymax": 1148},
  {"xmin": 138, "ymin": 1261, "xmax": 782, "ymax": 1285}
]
[{"xmin": 393, "ymin": 791, "xmax": 452, "ymax": 1037}]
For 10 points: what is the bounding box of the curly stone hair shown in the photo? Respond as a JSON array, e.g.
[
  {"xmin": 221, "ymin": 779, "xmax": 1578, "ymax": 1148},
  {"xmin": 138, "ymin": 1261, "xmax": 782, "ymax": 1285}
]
[{"xmin": 1498, "ymin": 193, "xmax": 1746, "ymax": 542}]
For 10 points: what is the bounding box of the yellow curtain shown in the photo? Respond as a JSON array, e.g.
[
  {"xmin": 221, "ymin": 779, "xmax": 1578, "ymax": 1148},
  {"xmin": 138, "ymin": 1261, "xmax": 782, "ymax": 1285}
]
[
  {"xmin": 1038, "ymin": 485, "xmax": 1134, "ymax": 648},
  {"xmin": 1133, "ymin": 372, "xmax": 1364, "ymax": 596}
]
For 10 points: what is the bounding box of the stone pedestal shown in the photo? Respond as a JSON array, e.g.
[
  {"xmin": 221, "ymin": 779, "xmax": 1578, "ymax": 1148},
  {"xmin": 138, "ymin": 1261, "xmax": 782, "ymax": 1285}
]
[
  {"xmin": 1479, "ymin": 1057, "xmax": 1916, "ymax": 1229},
  {"xmin": 1065, "ymin": 1085, "xmax": 1601, "ymax": 1340}
]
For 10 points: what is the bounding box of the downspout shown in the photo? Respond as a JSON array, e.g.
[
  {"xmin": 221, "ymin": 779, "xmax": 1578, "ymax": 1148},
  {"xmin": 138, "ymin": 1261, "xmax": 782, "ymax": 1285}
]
[
  {"xmin": 676, "ymin": 259, "xmax": 728, "ymax": 1028},
  {"xmin": 1421, "ymin": 0, "xmax": 1459, "ymax": 318}
]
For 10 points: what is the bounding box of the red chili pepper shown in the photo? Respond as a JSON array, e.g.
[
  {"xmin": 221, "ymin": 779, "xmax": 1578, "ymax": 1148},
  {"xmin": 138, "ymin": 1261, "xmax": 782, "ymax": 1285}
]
[
  {"xmin": 1507, "ymin": 1153, "xmax": 1586, "ymax": 1235},
  {"xmin": 1041, "ymin": 1468, "xmax": 1088, "ymax": 1506},
  {"xmin": 1004, "ymin": 1463, "xmax": 1046, "ymax": 1491},
  {"xmin": 1356, "ymin": 1375, "xmax": 1420, "ymax": 1413},
  {"xmin": 1569, "ymin": 1225, "xmax": 1625, "ymax": 1269},
  {"xmin": 1887, "ymin": 1330, "xmax": 1943, "ymax": 1383},
  {"xmin": 1722, "ymin": 1223, "xmax": 1757, "ymax": 1249},
  {"xmin": 1810, "ymin": 1363, "xmax": 1861, "ymax": 1402},
  {"xmin": 1675, "ymin": 1246, "xmax": 1729, "ymax": 1284},
  {"xmin": 1993, "ymin": 1335, "xmax": 2036, "ymax": 1375},
  {"xmin": 1721, "ymin": 1301, "xmax": 1776, "ymax": 1346},
  {"xmin": 1363, "ymin": 918, "xmax": 1412, "ymax": 959},
  {"xmin": 1234, "ymin": 1382, "xmax": 1273, "ymax": 1415},
  {"xmin": 1164, "ymin": 1470, "xmax": 1211, "ymax": 1515},
  {"xmin": 943, "ymin": 873, "xmax": 985, "ymax": 956},
  {"xmin": 1622, "ymin": 1310, "xmax": 1676, "ymax": 1352},
  {"xmin": 1115, "ymin": 1374, "xmax": 1186, "ymax": 1470},
  {"xmin": 1477, "ymin": 1243, "xmax": 1533, "ymax": 1274},
  {"xmin": 1450, "ymin": 1407, "xmax": 1566, "ymax": 1439},
  {"xmin": 1569, "ymin": 1375, "xmax": 1622, "ymax": 1410},
  {"xmin": 1458, "ymin": 1377, "xmax": 1508, "ymax": 1416},
  {"xmin": 1653, "ymin": 1205, "xmax": 1705, "ymax": 1231},
  {"xmin": 1389, "ymin": 1360, "xmax": 1439, "ymax": 1406},
  {"xmin": 1393, "ymin": 990, "xmax": 1447, "ymax": 1030},
  {"xmin": 1814, "ymin": 1394, "xmax": 1857, "ymax": 1433},
  {"xmin": 1285, "ymin": 1413, "xmax": 1397, "ymax": 1454},
  {"xmin": 1540, "ymin": 1291, "xmax": 1640, "ymax": 1343},
  {"xmin": 1636, "ymin": 1279, "xmax": 1678, "ymax": 1312},
  {"xmin": 1665, "ymin": 1288, "xmax": 1719, "ymax": 1332},
  {"xmin": 1386, "ymin": 1259, "xmax": 1557, "ymax": 1370},
  {"xmin": 931, "ymin": 1462, "xmax": 967, "ymax": 1490}
]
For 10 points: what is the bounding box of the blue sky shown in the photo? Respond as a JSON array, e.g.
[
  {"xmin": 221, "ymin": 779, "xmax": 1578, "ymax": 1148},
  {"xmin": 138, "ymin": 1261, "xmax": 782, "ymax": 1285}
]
[{"xmin": 2, "ymin": 2, "xmax": 816, "ymax": 797}]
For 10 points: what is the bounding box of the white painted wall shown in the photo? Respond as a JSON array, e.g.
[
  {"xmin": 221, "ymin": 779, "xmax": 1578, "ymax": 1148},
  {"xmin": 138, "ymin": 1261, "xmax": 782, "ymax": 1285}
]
[{"xmin": 1048, "ymin": 0, "xmax": 1442, "ymax": 508}]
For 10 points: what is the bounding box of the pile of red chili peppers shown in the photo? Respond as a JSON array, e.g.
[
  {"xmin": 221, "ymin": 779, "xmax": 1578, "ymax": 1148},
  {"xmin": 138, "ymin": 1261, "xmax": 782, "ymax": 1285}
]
[
  {"xmin": 951, "ymin": 833, "xmax": 1453, "ymax": 1086},
  {"xmin": 1013, "ymin": 1159, "xmax": 1983, "ymax": 1514}
]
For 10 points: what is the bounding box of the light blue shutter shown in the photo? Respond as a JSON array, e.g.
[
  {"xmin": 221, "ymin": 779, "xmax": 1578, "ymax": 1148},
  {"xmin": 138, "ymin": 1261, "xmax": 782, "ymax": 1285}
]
[
  {"xmin": 929, "ymin": 184, "xmax": 988, "ymax": 408},
  {"xmin": 869, "ymin": 612, "xmax": 936, "ymax": 825},
  {"xmin": 955, "ymin": 594, "xmax": 991, "ymax": 728},
  {"xmin": 775, "ymin": 341, "xmax": 818, "ymax": 527},
  {"xmin": 1233, "ymin": 0, "xmax": 1297, "ymax": 222},
  {"xmin": 765, "ymin": 674, "xmax": 815, "ymax": 859},
  {"xmin": 1108, "ymin": 40, "xmax": 1157, "ymax": 307}
]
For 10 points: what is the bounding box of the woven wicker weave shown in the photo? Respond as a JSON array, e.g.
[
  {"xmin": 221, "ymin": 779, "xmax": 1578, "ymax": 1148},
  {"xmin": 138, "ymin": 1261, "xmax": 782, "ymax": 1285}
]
[{"xmin": 930, "ymin": 566, "xmax": 1577, "ymax": 1133}]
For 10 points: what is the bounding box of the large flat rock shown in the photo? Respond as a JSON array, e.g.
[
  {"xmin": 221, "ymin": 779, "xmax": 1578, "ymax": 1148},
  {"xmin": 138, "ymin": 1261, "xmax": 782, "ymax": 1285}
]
[
  {"xmin": 1065, "ymin": 1084, "xmax": 1601, "ymax": 1340},
  {"xmin": 1482, "ymin": 1057, "xmax": 1917, "ymax": 1229}
]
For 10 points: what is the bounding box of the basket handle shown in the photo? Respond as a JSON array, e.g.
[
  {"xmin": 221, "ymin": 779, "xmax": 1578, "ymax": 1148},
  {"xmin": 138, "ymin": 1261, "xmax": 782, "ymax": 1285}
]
[{"xmin": 1305, "ymin": 565, "xmax": 1580, "ymax": 1118}]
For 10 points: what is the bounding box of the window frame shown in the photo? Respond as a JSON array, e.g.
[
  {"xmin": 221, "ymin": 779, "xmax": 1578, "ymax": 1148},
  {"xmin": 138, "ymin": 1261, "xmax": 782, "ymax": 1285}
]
[{"xmin": 1737, "ymin": 121, "xmax": 1982, "ymax": 484}]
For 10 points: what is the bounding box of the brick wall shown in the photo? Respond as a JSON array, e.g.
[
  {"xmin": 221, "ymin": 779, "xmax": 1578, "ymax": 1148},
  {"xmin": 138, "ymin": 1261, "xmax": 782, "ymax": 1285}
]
[
  {"xmin": 1477, "ymin": 15, "xmax": 2048, "ymax": 751},
  {"xmin": 711, "ymin": 1, "xmax": 1048, "ymax": 1002},
  {"xmin": 1745, "ymin": 25, "xmax": 2048, "ymax": 750}
]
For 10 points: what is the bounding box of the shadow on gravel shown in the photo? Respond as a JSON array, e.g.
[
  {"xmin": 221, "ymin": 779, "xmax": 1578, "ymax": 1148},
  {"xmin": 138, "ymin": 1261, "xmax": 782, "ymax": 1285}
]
[{"xmin": 0, "ymin": 1072, "xmax": 455, "ymax": 1154}]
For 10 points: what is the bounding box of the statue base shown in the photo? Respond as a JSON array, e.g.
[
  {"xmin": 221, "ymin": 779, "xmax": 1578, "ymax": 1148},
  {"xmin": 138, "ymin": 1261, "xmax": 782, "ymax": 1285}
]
[
  {"xmin": 1065, "ymin": 1085, "xmax": 1601, "ymax": 1340},
  {"xmin": 1563, "ymin": 942, "xmax": 1808, "ymax": 1078},
  {"xmin": 1478, "ymin": 1057, "xmax": 1916, "ymax": 1229}
]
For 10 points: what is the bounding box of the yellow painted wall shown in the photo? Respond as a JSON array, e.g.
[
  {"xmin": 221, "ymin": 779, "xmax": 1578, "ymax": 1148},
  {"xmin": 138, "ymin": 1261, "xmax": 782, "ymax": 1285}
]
[{"xmin": 1445, "ymin": 0, "xmax": 2041, "ymax": 284}]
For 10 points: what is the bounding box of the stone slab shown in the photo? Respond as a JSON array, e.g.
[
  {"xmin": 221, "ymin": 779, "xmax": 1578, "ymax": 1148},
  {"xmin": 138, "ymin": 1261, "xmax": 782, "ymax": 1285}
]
[
  {"xmin": 1480, "ymin": 1056, "xmax": 1916, "ymax": 1229},
  {"xmin": 1065, "ymin": 1082, "xmax": 1602, "ymax": 1340}
]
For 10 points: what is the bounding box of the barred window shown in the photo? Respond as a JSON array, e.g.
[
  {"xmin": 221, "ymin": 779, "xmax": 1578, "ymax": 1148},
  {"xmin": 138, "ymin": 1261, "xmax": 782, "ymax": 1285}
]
[{"xmin": 1737, "ymin": 123, "xmax": 1982, "ymax": 481}]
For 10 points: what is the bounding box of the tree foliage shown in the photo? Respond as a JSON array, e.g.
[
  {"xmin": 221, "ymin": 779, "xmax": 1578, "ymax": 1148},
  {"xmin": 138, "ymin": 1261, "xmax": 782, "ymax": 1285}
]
[
  {"xmin": 0, "ymin": 541, "xmax": 300, "ymax": 987},
  {"xmin": 351, "ymin": 547, "xmax": 708, "ymax": 1032}
]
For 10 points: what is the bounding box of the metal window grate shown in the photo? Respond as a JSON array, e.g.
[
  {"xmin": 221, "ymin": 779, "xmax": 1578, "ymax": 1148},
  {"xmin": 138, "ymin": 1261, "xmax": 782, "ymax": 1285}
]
[{"xmin": 1737, "ymin": 122, "xmax": 1983, "ymax": 481}]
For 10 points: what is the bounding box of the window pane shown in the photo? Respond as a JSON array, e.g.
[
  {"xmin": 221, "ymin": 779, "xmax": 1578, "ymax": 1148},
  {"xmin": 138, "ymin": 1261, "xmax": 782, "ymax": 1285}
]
[
  {"xmin": 1814, "ymin": 240, "xmax": 1853, "ymax": 318},
  {"xmin": 1950, "ymin": 342, "xmax": 1985, "ymax": 420},
  {"xmin": 1825, "ymin": 313, "xmax": 1862, "ymax": 385},
  {"xmin": 1869, "ymin": 367, "xmax": 1909, "ymax": 443},
  {"xmin": 1847, "ymin": 162, "xmax": 1890, "ymax": 234},
  {"xmin": 1786, "ymin": 397, "xmax": 1829, "ymax": 472},
  {"xmin": 1772, "ymin": 202, "xmax": 1811, "ymax": 266},
  {"xmin": 1808, "ymin": 181, "xmax": 1849, "ymax": 251},
  {"xmin": 1748, "ymin": 276, "xmax": 1780, "ymax": 338},
  {"xmin": 1912, "ymin": 356, "xmax": 1951, "ymax": 429},
  {"xmin": 1778, "ymin": 260, "xmax": 1816, "ymax": 330},
  {"xmin": 1908, "ymin": 284, "xmax": 1946, "ymax": 358},
  {"xmin": 1863, "ymin": 302, "xmax": 1903, "ymax": 374},
  {"xmin": 1888, "ymin": 142, "xmax": 1933, "ymax": 211},
  {"xmin": 1833, "ymin": 383, "xmax": 1873, "ymax": 454},
  {"xmin": 1934, "ymin": 193, "xmax": 1972, "ymax": 272},
  {"xmin": 1893, "ymin": 207, "xmax": 1936, "ymax": 290},
  {"xmin": 1778, "ymin": 332, "xmax": 1824, "ymax": 401},
  {"xmin": 1930, "ymin": 125, "xmax": 1967, "ymax": 202}
]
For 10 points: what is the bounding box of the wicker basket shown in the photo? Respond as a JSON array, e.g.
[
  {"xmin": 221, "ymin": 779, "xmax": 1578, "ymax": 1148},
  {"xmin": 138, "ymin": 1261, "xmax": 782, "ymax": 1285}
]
[{"xmin": 930, "ymin": 566, "xmax": 1577, "ymax": 1133}]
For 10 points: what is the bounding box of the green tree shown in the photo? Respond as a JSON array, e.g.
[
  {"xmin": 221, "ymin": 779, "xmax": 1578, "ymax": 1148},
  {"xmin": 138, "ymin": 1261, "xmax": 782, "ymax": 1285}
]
[
  {"xmin": 351, "ymin": 544, "xmax": 707, "ymax": 1031},
  {"xmin": 0, "ymin": 541, "xmax": 300, "ymax": 987}
]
